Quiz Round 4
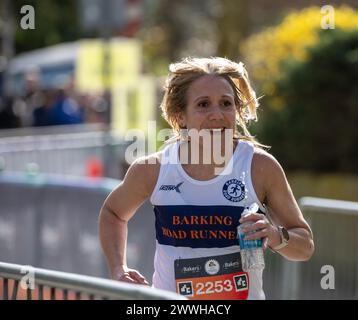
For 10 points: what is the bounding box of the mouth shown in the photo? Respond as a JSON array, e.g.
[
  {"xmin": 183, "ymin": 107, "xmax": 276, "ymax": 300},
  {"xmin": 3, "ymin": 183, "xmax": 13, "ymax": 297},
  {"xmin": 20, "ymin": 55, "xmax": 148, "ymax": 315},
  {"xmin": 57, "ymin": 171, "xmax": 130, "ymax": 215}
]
[{"xmin": 205, "ymin": 128, "xmax": 226, "ymax": 133}]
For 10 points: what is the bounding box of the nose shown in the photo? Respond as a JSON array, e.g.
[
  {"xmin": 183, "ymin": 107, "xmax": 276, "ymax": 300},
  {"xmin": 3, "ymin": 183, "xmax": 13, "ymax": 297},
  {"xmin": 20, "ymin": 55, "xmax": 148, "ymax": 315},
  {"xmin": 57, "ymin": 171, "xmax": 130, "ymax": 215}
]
[{"xmin": 208, "ymin": 105, "xmax": 224, "ymax": 121}]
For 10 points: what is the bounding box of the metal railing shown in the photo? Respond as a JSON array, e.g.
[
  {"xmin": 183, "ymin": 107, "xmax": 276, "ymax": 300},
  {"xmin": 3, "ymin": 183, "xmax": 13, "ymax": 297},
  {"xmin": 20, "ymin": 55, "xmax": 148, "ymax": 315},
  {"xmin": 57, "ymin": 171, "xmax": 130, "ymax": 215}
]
[
  {"xmin": 299, "ymin": 197, "xmax": 358, "ymax": 215},
  {"xmin": 297, "ymin": 197, "xmax": 358, "ymax": 300},
  {"xmin": 0, "ymin": 261, "xmax": 186, "ymax": 300},
  {"xmin": 0, "ymin": 172, "xmax": 156, "ymax": 282},
  {"xmin": 263, "ymin": 196, "xmax": 358, "ymax": 300},
  {"xmin": 0, "ymin": 172, "xmax": 120, "ymax": 279},
  {"xmin": 0, "ymin": 125, "xmax": 130, "ymax": 179},
  {"xmin": 1, "ymin": 179, "xmax": 357, "ymax": 300}
]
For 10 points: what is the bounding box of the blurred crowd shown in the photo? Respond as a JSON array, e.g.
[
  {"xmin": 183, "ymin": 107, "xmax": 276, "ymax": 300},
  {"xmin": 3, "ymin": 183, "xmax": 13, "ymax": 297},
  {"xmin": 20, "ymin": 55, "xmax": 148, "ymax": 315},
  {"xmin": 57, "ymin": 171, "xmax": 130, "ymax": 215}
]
[{"xmin": 0, "ymin": 70, "xmax": 111, "ymax": 129}]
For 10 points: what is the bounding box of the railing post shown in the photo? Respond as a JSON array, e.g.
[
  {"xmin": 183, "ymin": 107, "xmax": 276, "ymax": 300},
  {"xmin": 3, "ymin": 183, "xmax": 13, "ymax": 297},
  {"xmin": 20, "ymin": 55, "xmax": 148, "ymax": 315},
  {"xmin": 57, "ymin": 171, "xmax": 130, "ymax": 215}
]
[{"xmin": 3, "ymin": 278, "xmax": 8, "ymax": 300}]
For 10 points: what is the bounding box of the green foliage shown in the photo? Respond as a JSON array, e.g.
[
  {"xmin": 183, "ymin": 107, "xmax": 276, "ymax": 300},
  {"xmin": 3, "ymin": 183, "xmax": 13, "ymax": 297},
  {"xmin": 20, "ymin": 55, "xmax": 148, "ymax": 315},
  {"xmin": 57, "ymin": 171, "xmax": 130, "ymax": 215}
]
[
  {"xmin": 14, "ymin": 0, "xmax": 81, "ymax": 54},
  {"xmin": 241, "ymin": 6, "xmax": 358, "ymax": 102},
  {"xmin": 258, "ymin": 29, "xmax": 358, "ymax": 173}
]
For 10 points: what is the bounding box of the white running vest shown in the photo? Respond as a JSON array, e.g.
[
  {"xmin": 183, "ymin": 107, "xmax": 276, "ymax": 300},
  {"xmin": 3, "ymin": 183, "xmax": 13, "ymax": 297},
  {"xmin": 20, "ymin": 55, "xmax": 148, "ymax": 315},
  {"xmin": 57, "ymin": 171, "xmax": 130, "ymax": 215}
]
[{"xmin": 149, "ymin": 140, "xmax": 266, "ymax": 300}]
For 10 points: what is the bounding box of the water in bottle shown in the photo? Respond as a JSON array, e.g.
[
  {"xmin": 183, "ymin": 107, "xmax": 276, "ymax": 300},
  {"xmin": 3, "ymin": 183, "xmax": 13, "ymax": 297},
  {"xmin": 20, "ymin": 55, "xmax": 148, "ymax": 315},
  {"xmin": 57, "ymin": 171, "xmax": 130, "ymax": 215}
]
[{"xmin": 238, "ymin": 203, "xmax": 265, "ymax": 272}]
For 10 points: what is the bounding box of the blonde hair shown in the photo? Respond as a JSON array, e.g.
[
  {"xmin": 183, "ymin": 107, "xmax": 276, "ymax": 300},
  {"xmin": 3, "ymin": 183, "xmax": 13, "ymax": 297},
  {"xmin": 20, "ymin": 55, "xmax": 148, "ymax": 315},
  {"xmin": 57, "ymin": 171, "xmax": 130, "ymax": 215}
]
[{"xmin": 160, "ymin": 56, "xmax": 265, "ymax": 147}]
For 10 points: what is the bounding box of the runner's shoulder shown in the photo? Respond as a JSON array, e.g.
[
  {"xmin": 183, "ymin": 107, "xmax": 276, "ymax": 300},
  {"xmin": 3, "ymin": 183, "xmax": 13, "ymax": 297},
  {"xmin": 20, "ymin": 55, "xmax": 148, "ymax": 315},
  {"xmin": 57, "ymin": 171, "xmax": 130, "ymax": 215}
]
[
  {"xmin": 124, "ymin": 151, "xmax": 163, "ymax": 196},
  {"xmin": 252, "ymin": 147, "xmax": 287, "ymax": 193},
  {"xmin": 252, "ymin": 147, "xmax": 285, "ymax": 175}
]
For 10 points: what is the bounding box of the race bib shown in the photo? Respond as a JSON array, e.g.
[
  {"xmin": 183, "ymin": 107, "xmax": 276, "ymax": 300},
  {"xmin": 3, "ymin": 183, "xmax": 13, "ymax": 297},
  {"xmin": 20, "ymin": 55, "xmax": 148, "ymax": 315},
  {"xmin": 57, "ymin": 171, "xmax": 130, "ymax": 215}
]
[{"xmin": 174, "ymin": 252, "xmax": 249, "ymax": 300}]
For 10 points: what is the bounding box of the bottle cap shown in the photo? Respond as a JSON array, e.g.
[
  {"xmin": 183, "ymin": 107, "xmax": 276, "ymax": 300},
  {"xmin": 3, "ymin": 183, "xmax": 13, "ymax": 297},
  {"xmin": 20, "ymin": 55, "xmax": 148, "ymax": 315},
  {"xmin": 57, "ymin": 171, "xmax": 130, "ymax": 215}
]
[{"xmin": 241, "ymin": 202, "xmax": 259, "ymax": 217}]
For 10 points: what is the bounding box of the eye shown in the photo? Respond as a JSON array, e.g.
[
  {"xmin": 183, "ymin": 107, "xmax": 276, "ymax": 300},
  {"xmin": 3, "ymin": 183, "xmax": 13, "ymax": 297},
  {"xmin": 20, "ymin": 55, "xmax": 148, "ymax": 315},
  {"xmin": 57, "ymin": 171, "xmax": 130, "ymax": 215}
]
[
  {"xmin": 223, "ymin": 100, "xmax": 233, "ymax": 107},
  {"xmin": 198, "ymin": 101, "xmax": 209, "ymax": 108}
]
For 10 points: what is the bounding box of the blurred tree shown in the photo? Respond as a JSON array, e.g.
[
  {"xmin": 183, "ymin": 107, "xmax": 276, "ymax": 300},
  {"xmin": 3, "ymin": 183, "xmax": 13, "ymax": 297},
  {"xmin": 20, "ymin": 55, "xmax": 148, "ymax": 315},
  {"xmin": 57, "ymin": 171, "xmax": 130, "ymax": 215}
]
[
  {"xmin": 139, "ymin": 0, "xmax": 176, "ymax": 76},
  {"xmin": 13, "ymin": 0, "xmax": 81, "ymax": 54},
  {"xmin": 216, "ymin": 0, "xmax": 250, "ymax": 60},
  {"xmin": 139, "ymin": 0, "xmax": 219, "ymax": 75},
  {"xmin": 140, "ymin": 0, "xmax": 252, "ymax": 74},
  {"xmin": 259, "ymin": 29, "xmax": 358, "ymax": 173},
  {"xmin": 241, "ymin": 6, "xmax": 358, "ymax": 102}
]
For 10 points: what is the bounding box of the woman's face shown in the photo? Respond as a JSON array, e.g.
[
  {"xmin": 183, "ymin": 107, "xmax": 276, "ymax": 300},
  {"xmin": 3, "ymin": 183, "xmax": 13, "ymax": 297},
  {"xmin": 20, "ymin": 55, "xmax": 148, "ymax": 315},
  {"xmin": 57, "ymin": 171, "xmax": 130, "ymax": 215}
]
[{"xmin": 178, "ymin": 75, "xmax": 237, "ymax": 135}]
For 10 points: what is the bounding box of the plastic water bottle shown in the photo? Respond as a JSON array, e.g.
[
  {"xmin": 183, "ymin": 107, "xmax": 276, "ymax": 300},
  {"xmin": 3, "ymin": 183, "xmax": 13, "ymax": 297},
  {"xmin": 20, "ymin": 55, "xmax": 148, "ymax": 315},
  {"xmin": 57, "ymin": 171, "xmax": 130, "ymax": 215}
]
[{"xmin": 238, "ymin": 203, "xmax": 265, "ymax": 272}]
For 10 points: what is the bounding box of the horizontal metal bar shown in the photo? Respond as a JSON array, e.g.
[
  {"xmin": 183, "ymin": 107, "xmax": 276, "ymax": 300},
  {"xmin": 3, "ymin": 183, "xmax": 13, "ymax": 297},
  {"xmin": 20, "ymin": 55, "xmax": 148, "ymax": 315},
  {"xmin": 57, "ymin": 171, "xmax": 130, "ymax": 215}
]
[
  {"xmin": 0, "ymin": 262, "xmax": 186, "ymax": 300},
  {"xmin": 299, "ymin": 197, "xmax": 358, "ymax": 215},
  {"xmin": 0, "ymin": 132, "xmax": 127, "ymax": 153},
  {"xmin": 0, "ymin": 172, "xmax": 120, "ymax": 193},
  {"xmin": 0, "ymin": 124, "xmax": 106, "ymax": 138}
]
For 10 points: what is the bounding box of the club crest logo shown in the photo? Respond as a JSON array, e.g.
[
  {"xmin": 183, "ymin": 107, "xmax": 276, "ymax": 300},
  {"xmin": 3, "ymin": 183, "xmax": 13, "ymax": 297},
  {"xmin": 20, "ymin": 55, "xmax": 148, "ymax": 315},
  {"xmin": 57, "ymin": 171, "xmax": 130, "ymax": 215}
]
[
  {"xmin": 204, "ymin": 259, "xmax": 220, "ymax": 275},
  {"xmin": 222, "ymin": 179, "xmax": 246, "ymax": 202}
]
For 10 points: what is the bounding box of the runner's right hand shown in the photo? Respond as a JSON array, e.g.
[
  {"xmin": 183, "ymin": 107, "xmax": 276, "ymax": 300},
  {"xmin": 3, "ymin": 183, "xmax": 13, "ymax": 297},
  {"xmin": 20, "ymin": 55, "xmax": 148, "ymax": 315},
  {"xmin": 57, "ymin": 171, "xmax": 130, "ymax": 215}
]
[{"xmin": 112, "ymin": 266, "xmax": 149, "ymax": 285}]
